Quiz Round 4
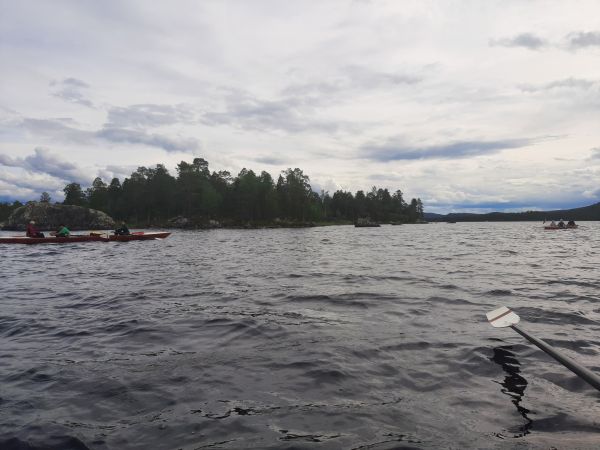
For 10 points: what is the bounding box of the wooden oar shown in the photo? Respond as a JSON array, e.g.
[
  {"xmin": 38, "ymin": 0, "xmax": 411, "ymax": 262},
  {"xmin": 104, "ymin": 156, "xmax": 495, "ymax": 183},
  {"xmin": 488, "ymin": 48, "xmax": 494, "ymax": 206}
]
[{"xmin": 486, "ymin": 306, "xmax": 600, "ymax": 391}]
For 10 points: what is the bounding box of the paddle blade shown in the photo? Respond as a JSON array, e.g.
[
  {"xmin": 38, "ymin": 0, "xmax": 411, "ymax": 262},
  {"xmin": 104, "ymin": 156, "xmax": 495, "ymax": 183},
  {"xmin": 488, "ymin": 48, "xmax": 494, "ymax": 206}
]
[{"xmin": 486, "ymin": 306, "xmax": 520, "ymax": 328}]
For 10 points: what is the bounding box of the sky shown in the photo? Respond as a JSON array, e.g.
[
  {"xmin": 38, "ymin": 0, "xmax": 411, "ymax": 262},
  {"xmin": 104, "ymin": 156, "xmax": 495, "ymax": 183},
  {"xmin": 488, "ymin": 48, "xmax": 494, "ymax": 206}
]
[{"xmin": 1, "ymin": 0, "xmax": 600, "ymax": 213}]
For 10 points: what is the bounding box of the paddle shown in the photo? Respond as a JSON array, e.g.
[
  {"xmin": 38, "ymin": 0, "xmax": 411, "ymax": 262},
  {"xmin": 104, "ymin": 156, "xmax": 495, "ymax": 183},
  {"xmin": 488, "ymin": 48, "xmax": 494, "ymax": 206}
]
[{"xmin": 486, "ymin": 306, "xmax": 600, "ymax": 391}]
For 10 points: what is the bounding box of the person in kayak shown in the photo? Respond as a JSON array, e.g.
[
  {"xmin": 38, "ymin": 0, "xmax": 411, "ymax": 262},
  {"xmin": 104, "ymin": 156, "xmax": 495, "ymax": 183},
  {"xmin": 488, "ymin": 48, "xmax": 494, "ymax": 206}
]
[
  {"xmin": 54, "ymin": 224, "xmax": 70, "ymax": 237},
  {"xmin": 549, "ymin": 220, "xmax": 557, "ymax": 228},
  {"xmin": 26, "ymin": 221, "xmax": 44, "ymax": 238},
  {"xmin": 114, "ymin": 221, "xmax": 131, "ymax": 236},
  {"xmin": 558, "ymin": 219, "xmax": 565, "ymax": 228},
  {"xmin": 567, "ymin": 220, "xmax": 576, "ymax": 227}
]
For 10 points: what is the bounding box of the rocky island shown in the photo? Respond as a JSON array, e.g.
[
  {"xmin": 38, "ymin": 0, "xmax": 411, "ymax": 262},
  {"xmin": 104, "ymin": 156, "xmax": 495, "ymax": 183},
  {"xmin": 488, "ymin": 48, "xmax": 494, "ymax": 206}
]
[{"xmin": 2, "ymin": 202, "xmax": 115, "ymax": 231}]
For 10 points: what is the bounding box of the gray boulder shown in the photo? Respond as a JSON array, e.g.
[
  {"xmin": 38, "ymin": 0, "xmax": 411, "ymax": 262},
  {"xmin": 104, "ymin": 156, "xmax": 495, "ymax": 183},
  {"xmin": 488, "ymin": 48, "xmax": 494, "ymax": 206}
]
[
  {"xmin": 167, "ymin": 215, "xmax": 190, "ymax": 228},
  {"xmin": 3, "ymin": 202, "xmax": 116, "ymax": 231}
]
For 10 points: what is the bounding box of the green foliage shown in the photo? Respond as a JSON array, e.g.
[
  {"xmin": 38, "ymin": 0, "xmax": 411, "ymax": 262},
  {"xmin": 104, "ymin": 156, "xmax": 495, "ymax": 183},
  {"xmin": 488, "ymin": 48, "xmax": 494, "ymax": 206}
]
[
  {"xmin": 58, "ymin": 158, "xmax": 423, "ymax": 225},
  {"xmin": 277, "ymin": 168, "xmax": 313, "ymax": 221},
  {"xmin": 39, "ymin": 192, "xmax": 51, "ymax": 203},
  {"xmin": 63, "ymin": 183, "xmax": 87, "ymax": 206},
  {"xmin": 0, "ymin": 200, "xmax": 23, "ymax": 221},
  {"xmin": 87, "ymin": 177, "xmax": 108, "ymax": 211}
]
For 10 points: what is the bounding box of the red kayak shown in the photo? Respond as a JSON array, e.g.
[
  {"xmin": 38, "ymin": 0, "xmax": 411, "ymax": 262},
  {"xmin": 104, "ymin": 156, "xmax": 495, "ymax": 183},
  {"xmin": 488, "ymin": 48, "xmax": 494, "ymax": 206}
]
[
  {"xmin": 0, "ymin": 235, "xmax": 109, "ymax": 245},
  {"xmin": 544, "ymin": 225, "xmax": 578, "ymax": 230},
  {"xmin": 109, "ymin": 232, "xmax": 171, "ymax": 241},
  {"xmin": 1, "ymin": 231, "xmax": 171, "ymax": 244}
]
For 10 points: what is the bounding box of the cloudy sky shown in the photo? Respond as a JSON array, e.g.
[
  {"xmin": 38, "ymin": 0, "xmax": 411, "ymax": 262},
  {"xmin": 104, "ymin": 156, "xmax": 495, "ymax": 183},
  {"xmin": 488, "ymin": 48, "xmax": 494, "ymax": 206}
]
[{"xmin": 1, "ymin": 0, "xmax": 600, "ymax": 213}]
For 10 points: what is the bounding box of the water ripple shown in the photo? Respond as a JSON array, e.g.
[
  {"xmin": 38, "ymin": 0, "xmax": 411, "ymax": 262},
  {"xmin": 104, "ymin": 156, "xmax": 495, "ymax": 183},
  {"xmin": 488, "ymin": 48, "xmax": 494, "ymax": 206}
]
[{"xmin": 1, "ymin": 223, "xmax": 600, "ymax": 449}]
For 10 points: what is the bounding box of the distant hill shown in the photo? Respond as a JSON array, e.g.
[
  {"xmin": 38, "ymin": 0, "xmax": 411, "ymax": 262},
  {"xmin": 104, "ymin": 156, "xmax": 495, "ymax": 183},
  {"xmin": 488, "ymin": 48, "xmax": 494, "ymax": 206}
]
[{"xmin": 425, "ymin": 202, "xmax": 600, "ymax": 222}]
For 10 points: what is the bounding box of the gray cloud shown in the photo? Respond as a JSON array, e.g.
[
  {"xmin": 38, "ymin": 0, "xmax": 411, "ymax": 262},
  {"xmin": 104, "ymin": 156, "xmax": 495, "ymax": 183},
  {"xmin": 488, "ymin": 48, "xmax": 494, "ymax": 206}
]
[
  {"xmin": 0, "ymin": 170, "xmax": 64, "ymax": 192},
  {"xmin": 22, "ymin": 118, "xmax": 91, "ymax": 142},
  {"xmin": 588, "ymin": 147, "xmax": 600, "ymax": 160},
  {"xmin": 59, "ymin": 78, "xmax": 90, "ymax": 88},
  {"xmin": 344, "ymin": 65, "xmax": 423, "ymax": 87},
  {"xmin": 3, "ymin": 2, "xmax": 600, "ymax": 211},
  {"xmin": 201, "ymin": 65, "xmax": 424, "ymax": 135},
  {"xmin": 583, "ymin": 186, "xmax": 600, "ymax": 199},
  {"xmin": 0, "ymin": 154, "xmax": 17, "ymax": 167},
  {"xmin": 567, "ymin": 31, "xmax": 600, "ymax": 49},
  {"xmin": 97, "ymin": 127, "xmax": 199, "ymax": 152},
  {"xmin": 98, "ymin": 164, "xmax": 139, "ymax": 181},
  {"xmin": 0, "ymin": 147, "xmax": 88, "ymax": 183},
  {"xmin": 282, "ymin": 65, "xmax": 424, "ymax": 99},
  {"xmin": 106, "ymin": 104, "xmax": 195, "ymax": 129},
  {"xmin": 490, "ymin": 33, "xmax": 548, "ymax": 50},
  {"xmin": 0, "ymin": 178, "xmax": 61, "ymax": 203},
  {"xmin": 201, "ymin": 93, "xmax": 342, "ymax": 133},
  {"xmin": 281, "ymin": 80, "xmax": 343, "ymax": 98},
  {"xmin": 490, "ymin": 30, "xmax": 600, "ymax": 52},
  {"xmin": 253, "ymin": 156, "xmax": 288, "ymax": 165},
  {"xmin": 20, "ymin": 117, "xmax": 199, "ymax": 153},
  {"xmin": 50, "ymin": 77, "xmax": 94, "ymax": 107},
  {"xmin": 519, "ymin": 77, "xmax": 597, "ymax": 92},
  {"xmin": 362, "ymin": 138, "xmax": 537, "ymax": 161},
  {"xmin": 24, "ymin": 148, "xmax": 83, "ymax": 181}
]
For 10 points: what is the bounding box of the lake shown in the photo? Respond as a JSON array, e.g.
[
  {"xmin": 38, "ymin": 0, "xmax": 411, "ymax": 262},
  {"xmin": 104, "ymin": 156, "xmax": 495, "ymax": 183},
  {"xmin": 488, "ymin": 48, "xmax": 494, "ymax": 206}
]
[{"xmin": 1, "ymin": 222, "xmax": 599, "ymax": 449}]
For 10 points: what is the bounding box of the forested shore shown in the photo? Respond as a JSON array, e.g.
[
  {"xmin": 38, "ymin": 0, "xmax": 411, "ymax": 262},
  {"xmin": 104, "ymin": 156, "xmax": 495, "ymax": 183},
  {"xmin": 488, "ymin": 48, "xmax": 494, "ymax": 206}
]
[{"xmin": 1, "ymin": 158, "xmax": 424, "ymax": 228}]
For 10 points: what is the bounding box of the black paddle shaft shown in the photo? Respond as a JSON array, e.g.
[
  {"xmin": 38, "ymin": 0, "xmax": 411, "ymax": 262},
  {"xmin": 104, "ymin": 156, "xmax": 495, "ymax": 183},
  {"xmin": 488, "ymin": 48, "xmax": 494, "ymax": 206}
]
[{"xmin": 511, "ymin": 324, "xmax": 600, "ymax": 392}]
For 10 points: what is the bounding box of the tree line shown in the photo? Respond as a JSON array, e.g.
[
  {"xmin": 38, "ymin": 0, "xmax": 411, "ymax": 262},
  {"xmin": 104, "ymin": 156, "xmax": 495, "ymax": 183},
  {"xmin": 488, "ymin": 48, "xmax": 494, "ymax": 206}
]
[
  {"xmin": 0, "ymin": 201, "xmax": 23, "ymax": 222},
  {"xmin": 3, "ymin": 158, "xmax": 424, "ymax": 225}
]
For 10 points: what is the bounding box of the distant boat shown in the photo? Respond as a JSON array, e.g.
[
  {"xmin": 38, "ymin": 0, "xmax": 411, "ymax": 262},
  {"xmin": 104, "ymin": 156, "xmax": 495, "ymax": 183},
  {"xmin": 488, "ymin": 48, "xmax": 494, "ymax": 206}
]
[
  {"xmin": 544, "ymin": 225, "xmax": 578, "ymax": 230},
  {"xmin": 543, "ymin": 220, "xmax": 578, "ymax": 230}
]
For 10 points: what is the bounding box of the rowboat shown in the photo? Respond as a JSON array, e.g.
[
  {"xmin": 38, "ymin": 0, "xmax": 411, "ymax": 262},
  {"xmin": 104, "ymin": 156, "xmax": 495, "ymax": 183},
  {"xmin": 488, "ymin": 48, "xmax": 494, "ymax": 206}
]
[
  {"xmin": 109, "ymin": 232, "xmax": 171, "ymax": 241},
  {"xmin": 0, "ymin": 235, "xmax": 108, "ymax": 245},
  {"xmin": 544, "ymin": 225, "xmax": 578, "ymax": 230}
]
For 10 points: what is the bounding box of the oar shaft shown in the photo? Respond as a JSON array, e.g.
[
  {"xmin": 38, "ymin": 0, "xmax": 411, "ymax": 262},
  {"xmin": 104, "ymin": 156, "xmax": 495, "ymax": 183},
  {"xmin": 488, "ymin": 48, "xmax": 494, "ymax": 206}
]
[{"xmin": 511, "ymin": 324, "xmax": 600, "ymax": 392}]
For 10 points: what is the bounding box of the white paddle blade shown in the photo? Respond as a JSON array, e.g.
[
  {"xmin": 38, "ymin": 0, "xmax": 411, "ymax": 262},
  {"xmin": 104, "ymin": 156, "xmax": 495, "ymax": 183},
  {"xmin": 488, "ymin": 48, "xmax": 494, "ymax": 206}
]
[{"xmin": 486, "ymin": 306, "xmax": 520, "ymax": 328}]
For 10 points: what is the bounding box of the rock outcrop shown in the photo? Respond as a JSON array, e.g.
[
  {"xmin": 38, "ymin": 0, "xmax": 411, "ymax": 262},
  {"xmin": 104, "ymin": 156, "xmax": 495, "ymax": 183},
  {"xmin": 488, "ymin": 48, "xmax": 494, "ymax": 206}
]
[
  {"xmin": 2, "ymin": 202, "xmax": 116, "ymax": 231},
  {"xmin": 167, "ymin": 215, "xmax": 191, "ymax": 228}
]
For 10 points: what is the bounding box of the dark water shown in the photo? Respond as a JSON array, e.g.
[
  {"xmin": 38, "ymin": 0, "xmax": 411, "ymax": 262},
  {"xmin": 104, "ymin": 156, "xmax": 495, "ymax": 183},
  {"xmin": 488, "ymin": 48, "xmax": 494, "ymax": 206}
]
[{"xmin": 1, "ymin": 223, "xmax": 599, "ymax": 449}]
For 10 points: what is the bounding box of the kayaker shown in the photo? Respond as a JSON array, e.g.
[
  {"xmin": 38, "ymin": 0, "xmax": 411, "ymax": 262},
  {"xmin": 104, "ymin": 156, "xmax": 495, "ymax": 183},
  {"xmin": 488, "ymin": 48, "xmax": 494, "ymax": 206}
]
[
  {"xmin": 549, "ymin": 220, "xmax": 557, "ymax": 228},
  {"xmin": 567, "ymin": 220, "xmax": 576, "ymax": 227},
  {"xmin": 114, "ymin": 221, "xmax": 131, "ymax": 236},
  {"xmin": 26, "ymin": 221, "xmax": 44, "ymax": 238},
  {"xmin": 558, "ymin": 219, "xmax": 565, "ymax": 228},
  {"xmin": 54, "ymin": 224, "xmax": 70, "ymax": 237}
]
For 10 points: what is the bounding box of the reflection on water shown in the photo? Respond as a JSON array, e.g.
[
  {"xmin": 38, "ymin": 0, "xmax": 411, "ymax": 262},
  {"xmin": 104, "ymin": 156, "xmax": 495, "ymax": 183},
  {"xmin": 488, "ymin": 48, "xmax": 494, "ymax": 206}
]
[{"xmin": 491, "ymin": 346, "xmax": 533, "ymax": 437}]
